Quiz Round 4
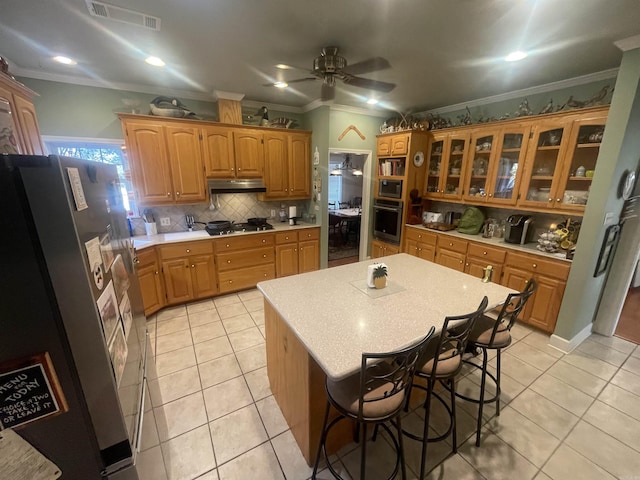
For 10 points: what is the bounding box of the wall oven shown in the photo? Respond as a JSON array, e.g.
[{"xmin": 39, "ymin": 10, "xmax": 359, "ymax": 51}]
[{"xmin": 373, "ymin": 199, "xmax": 403, "ymax": 245}]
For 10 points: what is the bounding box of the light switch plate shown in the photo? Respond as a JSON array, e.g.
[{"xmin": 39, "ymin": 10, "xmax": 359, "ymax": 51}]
[
  {"xmin": 160, "ymin": 217, "xmax": 171, "ymax": 226},
  {"xmin": 603, "ymin": 212, "xmax": 616, "ymax": 225}
]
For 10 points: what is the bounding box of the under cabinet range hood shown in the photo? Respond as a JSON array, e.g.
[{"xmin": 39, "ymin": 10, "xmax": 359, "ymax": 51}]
[{"xmin": 208, "ymin": 178, "xmax": 267, "ymax": 193}]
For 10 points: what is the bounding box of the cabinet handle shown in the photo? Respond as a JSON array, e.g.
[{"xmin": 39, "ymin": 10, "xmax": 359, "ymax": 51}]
[
  {"xmin": 226, "ymin": 244, "xmax": 230, "ymax": 248},
  {"xmin": 191, "ymin": 264, "xmax": 194, "ymax": 268},
  {"xmin": 176, "ymin": 192, "xmax": 180, "ymax": 196},
  {"xmin": 231, "ymin": 168, "xmax": 234, "ymax": 171},
  {"xmin": 154, "ymin": 271, "xmax": 159, "ymax": 275},
  {"xmin": 294, "ymin": 248, "xmax": 297, "ymax": 252},
  {"xmin": 418, "ymin": 235, "xmax": 422, "ymax": 239},
  {"xmin": 488, "ymin": 193, "xmax": 493, "ymax": 197},
  {"xmin": 548, "ymin": 197, "xmax": 552, "ymax": 202},
  {"xmin": 227, "ymin": 260, "xmax": 231, "ymax": 264},
  {"xmin": 483, "ymin": 251, "xmax": 487, "ymax": 255},
  {"xmin": 262, "ymin": 239, "xmax": 266, "ymax": 243},
  {"xmin": 133, "ymin": 257, "xmax": 140, "ymax": 264},
  {"xmin": 449, "ymin": 242, "xmax": 453, "ymax": 246},
  {"xmin": 167, "ymin": 192, "xmax": 171, "ymax": 196},
  {"xmin": 285, "ymin": 236, "xmax": 289, "ymax": 240},
  {"xmin": 264, "ymin": 273, "xmax": 267, "ymax": 277},
  {"xmin": 556, "ymin": 198, "xmax": 561, "ymax": 202},
  {"xmin": 186, "ymin": 249, "xmax": 191, "ymax": 253},
  {"xmin": 263, "ymin": 254, "xmax": 267, "ymax": 258},
  {"xmin": 459, "ymin": 260, "xmax": 463, "ymax": 264},
  {"xmin": 238, "ymin": 168, "xmax": 242, "ymax": 171},
  {"xmin": 229, "ymin": 280, "xmax": 233, "ymax": 284},
  {"xmin": 532, "ymin": 263, "xmax": 537, "ymax": 268}
]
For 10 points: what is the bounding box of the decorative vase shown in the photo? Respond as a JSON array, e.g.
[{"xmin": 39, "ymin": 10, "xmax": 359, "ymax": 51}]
[{"xmin": 374, "ymin": 277, "xmax": 386, "ymax": 289}]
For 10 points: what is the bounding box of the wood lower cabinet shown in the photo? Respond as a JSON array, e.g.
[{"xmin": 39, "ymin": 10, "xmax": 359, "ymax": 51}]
[
  {"xmin": 275, "ymin": 228, "xmax": 320, "ymax": 277},
  {"xmin": 298, "ymin": 228, "xmax": 320, "ymax": 273},
  {"xmin": 403, "ymin": 226, "xmax": 437, "ymax": 261},
  {"xmin": 158, "ymin": 240, "xmax": 216, "ymax": 304},
  {"xmin": 371, "ymin": 239, "xmax": 400, "ymax": 258},
  {"xmin": 435, "ymin": 236, "xmax": 468, "ymax": 272},
  {"xmin": 135, "ymin": 248, "xmax": 165, "ymax": 316},
  {"xmin": 502, "ymin": 251, "xmax": 570, "ymax": 333},
  {"xmin": 214, "ymin": 233, "xmax": 276, "ymax": 293},
  {"xmin": 464, "ymin": 242, "xmax": 506, "ymax": 283}
]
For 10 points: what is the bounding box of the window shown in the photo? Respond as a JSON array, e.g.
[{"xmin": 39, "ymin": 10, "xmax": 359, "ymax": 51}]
[
  {"xmin": 44, "ymin": 138, "xmax": 137, "ymax": 216},
  {"xmin": 328, "ymin": 168, "xmax": 343, "ymax": 206}
]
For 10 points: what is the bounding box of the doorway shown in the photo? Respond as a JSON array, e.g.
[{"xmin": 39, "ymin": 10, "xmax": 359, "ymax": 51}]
[{"xmin": 327, "ymin": 149, "xmax": 371, "ymax": 267}]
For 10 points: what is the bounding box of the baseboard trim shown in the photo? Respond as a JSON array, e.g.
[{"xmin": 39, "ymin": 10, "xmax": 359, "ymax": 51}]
[{"xmin": 549, "ymin": 323, "xmax": 593, "ymax": 353}]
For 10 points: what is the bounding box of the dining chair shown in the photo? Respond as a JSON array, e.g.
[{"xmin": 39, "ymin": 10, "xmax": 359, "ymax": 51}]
[
  {"xmin": 339, "ymin": 201, "xmax": 351, "ymax": 209},
  {"xmin": 352, "ymin": 196, "xmax": 362, "ymax": 208},
  {"xmin": 328, "ymin": 213, "xmax": 344, "ymax": 245},
  {"xmin": 457, "ymin": 279, "xmax": 537, "ymax": 446},
  {"xmin": 312, "ymin": 327, "xmax": 436, "ymax": 480},
  {"xmin": 403, "ymin": 296, "xmax": 488, "ymax": 480},
  {"xmin": 328, "ymin": 201, "xmax": 337, "ymax": 209}
]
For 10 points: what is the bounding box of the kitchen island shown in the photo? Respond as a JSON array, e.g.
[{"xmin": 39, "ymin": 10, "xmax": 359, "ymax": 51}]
[{"xmin": 257, "ymin": 253, "xmax": 516, "ymax": 465}]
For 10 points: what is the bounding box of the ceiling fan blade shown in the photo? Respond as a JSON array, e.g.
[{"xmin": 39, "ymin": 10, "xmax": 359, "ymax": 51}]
[
  {"xmin": 262, "ymin": 77, "xmax": 316, "ymax": 87},
  {"xmin": 341, "ymin": 57, "xmax": 391, "ymax": 76},
  {"xmin": 321, "ymin": 83, "xmax": 335, "ymax": 101},
  {"xmin": 341, "ymin": 74, "xmax": 396, "ymax": 92}
]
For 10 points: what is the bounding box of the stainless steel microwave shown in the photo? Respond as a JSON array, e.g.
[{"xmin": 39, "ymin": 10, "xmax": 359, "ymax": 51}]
[{"xmin": 378, "ymin": 179, "xmax": 403, "ymax": 199}]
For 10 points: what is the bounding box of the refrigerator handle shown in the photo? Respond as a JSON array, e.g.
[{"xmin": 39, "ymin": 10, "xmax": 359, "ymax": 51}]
[{"xmin": 134, "ymin": 379, "xmax": 146, "ymax": 453}]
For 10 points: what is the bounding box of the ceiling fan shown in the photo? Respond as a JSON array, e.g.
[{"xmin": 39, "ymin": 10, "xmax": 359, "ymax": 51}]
[{"xmin": 265, "ymin": 46, "xmax": 396, "ymax": 101}]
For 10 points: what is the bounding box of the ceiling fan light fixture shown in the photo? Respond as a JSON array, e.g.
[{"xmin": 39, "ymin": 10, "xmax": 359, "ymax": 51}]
[
  {"xmin": 53, "ymin": 55, "xmax": 77, "ymax": 65},
  {"xmin": 145, "ymin": 56, "xmax": 165, "ymax": 67},
  {"xmin": 366, "ymin": 98, "xmax": 378, "ymax": 105},
  {"xmin": 505, "ymin": 51, "xmax": 528, "ymax": 62},
  {"xmin": 273, "ymin": 81, "xmax": 288, "ymax": 88},
  {"xmin": 275, "ymin": 64, "xmax": 292, "ymax": 69}
]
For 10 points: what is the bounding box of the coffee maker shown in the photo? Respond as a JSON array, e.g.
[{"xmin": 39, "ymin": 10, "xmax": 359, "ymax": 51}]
[{"xmin": 504, "ymin": 214, "xmax": 534, "ymax": 244}]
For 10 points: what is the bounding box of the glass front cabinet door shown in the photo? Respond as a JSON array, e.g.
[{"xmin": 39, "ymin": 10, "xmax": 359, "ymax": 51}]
[
  {"xmin": 424, "ymin": 134, "xmax": 445, "ymax": 198},
  {"xmin": 463, "ymin": 132, "xmax": 495, "ymax": 202}
]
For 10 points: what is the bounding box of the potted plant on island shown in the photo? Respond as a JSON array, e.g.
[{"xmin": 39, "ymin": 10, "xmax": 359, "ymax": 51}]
[{"xmin": 372, "ymin": 264, "xmax": 388, "ymax": 289}]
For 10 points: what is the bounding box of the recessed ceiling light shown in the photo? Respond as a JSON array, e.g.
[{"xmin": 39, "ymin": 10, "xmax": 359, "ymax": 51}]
[
  {"xmin": 276, "ymin": 64, "xmax": 292, "ymax": 70},
  {"xmin": 366, "ymin": 98, "xmax": 379, "ymax": 105},
  {"xmin": 145, "ymin": 56, "xmax": 165, "ymax": 67},
  {"xmin": 274, "ymin": 81, "xmax": 288, "ymax": 89},
  {"xmin": 53, "ymin": 56, "xmax": 77, "ymax": 65},
  {"xmin": 505, "ymin": 51, "xmax": 527, "ymax": 62}
]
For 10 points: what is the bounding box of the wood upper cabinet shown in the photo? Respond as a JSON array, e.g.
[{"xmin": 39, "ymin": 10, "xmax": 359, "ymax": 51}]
[
  {"xmin": 164, "ymin": 125, "xmax": 207, "ymax": 203},
  {"xmin": 0, "ymin": 74, "xmax": 45, "ymax": 155},
  {"xmin": 288, "ymin": 133, "xmax": 311, "ymax": 197},
  {"xmin": 424, "ymin": 132, "xmax": 470, "ymax": 200},
  {"xmin": 233, "ymin": 130, "xmax": 264, "ymax": 177},
  {"xmin": 202, "ymin": 125, "xmax": 235, "ymax": 178},
  {"xmin": 263, "ymin": 132, "xmax": 311, "ymax": 199},
  {"xmin": 377, "ymin": 133, "xmax": 410, "ymax": 156},
  {"xmin": 125, "ymin": 121, "xmax": 174, "ymax": 205}
]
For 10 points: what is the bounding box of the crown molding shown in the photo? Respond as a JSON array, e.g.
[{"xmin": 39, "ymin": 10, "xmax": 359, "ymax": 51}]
[
  {"xmin": 614, "ymin": 34, "xmax": 640, "ymax": 52},
  {"xmin": 241, "ymin": 99, "xmax": 303, "ymax": 114},
  {"xmin": 301, "ymin": 98, "xmax": 390, "ymax": 117},
  {"xmin": 213, "ymin": 90, "xmax": 245, "ymax": 101},
  {"xmin": 422, "ymin": 68, "xmax": 618, "ymax": 115}
]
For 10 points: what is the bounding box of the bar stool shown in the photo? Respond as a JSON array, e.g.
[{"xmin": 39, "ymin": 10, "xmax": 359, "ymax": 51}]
[
  {"xmin": 457, "ymin": 279, "xmax": 537, "ymax": 446},
  {"xmin": 311, "ymin": 327, "xmax": 436, "ymax": 480},
  {"xmin": 404, "ymin": 297, "xmax": 488, "ymax": 480}
]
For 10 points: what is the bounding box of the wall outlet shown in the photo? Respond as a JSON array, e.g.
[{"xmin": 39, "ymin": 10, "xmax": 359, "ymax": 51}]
[
  {"xmin": 270, "ymin": 209, "xmax": 276, "ymax": 218},
  {"xmin": 160, "ymin": 217, "xmax": 171, "ymax": 226}
]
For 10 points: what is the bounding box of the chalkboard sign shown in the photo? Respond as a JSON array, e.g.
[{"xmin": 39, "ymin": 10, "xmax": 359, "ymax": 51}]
[{"xmin": 0, "ymin": 353, "xmax": 68, "ymax": 429}]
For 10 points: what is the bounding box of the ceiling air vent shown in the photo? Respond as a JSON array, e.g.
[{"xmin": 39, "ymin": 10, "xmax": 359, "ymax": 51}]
[{"xmin": 85, "ymin": 1, "xmax": 161, "ymax": 31}]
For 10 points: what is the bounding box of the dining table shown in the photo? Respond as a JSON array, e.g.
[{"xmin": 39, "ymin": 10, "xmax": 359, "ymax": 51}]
[
  {"xmin": 257, "ymin": 253, "xmax": 516, "ymax": 465},
  {"xmin": 329, "ymin": 208, "xmax": 361, "ymax": 245}
]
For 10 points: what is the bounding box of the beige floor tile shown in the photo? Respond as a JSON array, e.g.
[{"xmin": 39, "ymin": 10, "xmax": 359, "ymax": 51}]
[
  {"xmin": 561, "ymin": 351, "xmax": 618, "ymax": 381},
  {"xmin": 155, "ymin": 329, "xmax": 194, "ymax": 355},
  {"xmin": 155, "ymin": 346, "xmax": 197, "ymax": 378},
  {"xmin": 411, "ymin": 392, "xmax": 478, "ymax": 447},
  {"xmin": 188, "ymin": 309, "xmax": 221, "ymax": 328},
  {"xmin": 157, "ymin": 305, "xmax": 188, "ymax": 322},
  {"xmin": 493, "ymin": 352, "xmax": 544, "ymax": 386},
  {"xmin": 213, "ymin": 293, "xmax": 242, "ymax": 308},
  {"xmin": 217, "ymin": 442, "xmax": 283, "ymax": 480},
  {"xmin": 209, "ymin": 405, "xmax": 268, "ymax": 465},
  {"xmin": 487, "ymin": 406, "xmax": 560, "ymax": 467},
  {"xmin": 611, "ymin": 368, "xmax": 640, "ymax": 396},
  {"xmin": 509, "ymin": 322, "xmax": 534, "ymax": 340},
  {"xmin": 238, "ymin": 288, "xmax": 263, "ymax": 302},
  {"xmin": 458, "ymin": 430, "xmax": 538, "ymax": 480},
  {"xmin": 583, "ymin": 400, "xmax": 640, "ymax": 452},
  {"xmin": 149, "ymin": 365, "xmax": 202, "ymax": 407},
  {"xmin": 221, "ymin": 313, "xmax": 255, "ymax": 334},
  {"xmin": 598, "ymin": 382, "xmax": 640, "ymax": 421},
  {"xmin": 271, "ymin": 430, "xmax": 312, "ymax": 479},
  {"xmin": 203, "ymin": 376, "xmax": 253, "ymax": 421},
  {"xmin": 520, "ymin": 331, "xmax": 564, "ymax": 359},
  {"xmin": 198, "ymin": 353, "xmax": 242, "ymax": 389},
  {"xmin": 244, "ymin": 366, "xmax": 272, "ymax": 401},
  {"xmin": 154, "ymin": 391, "xmax": 208, "ymax": 442},
  {"xmin": 576, "ymin": 339, "xmax": 629, "ymax": 367},
  {"xmin": 235, "ymin": 344, "xmax": 267, "ymax": 373},
  {"xmin": 191, "ymin": 321, "xmax": 226, "ymax": 344},
  {"xmin": 588, "ymin": 333, "xmax": 636, "ymax": 354},
  {"xmin": 161, "ymin": 425, "xmax": 216, "ymax": 480},
  {"xmin": 425, "ymin": 453, "xmax": 486, "ymax": 480},
  {"xmin": 256, "ymin": 395, "xmax": 289, "ymax": 438},
  {"xmin": 506, "ymin": 342, "xmax": 558, "ymax": 370},
  {"xmin": 186, "ymin": 299, "xmax": 215, "ymax": 315},
  {"xmin": 156, "ymin": 315, "xmax": 190, "ymax": 337},
  {"xmin": 193, "ymin": 471, "xmax": 218, "ymax": 480},
  {"xmin": 136, "ymin": 445, "xmax": 168, "ymax": 480},
  {"xmin": 455, "ymin": 377, "xmax": 497, "ymax": 424},
  {"xmin": 228, "ymin": 327, "xmax": 265, "ymax": 352},
  {"xmin": 464, "ymin": 365, "xmax": 527, "ymax": 407},
  {"xmin": 140, "ymin": 409, "xmax": 160, "ymax": 452},
  {"xmin": 633, "ymin": 345, "xmax": 640, "ymax": 358},
  {"xmin": 546, "ymin": 360, "xmax": 606, "ymax": 397},
  {"xmin": 217, "ymin": 302, "xmax": 249, "ymax": 319},
  {"xmin": 258, "ymin": 325, "xmax": 266, "ymax": 339},
  {"xmin": 534, "ymin": 472, "xmax": 553, "ymax": 480},
  {"xmin": 565, "ymin": 420, "xmax": 640, "ymax": 478},
  {"xmin": 508, "ymin": 389, "xmax": 579, "ymax": 439},
  {"xmin": 529, "ymin": 373, "xmax": 594, "ymax": 416},
  {"xmin": 341, "ymin": 429, "xmax": 411, "ymax": 479},
  {"xmin": 194, "ymin": 336, "xmax": 233, "ymax": 364},
  {"xmin": 242, "ymin": 297, "xmax": 264, "ymax": 313},
  {"xmin": 622, "ymin": 355, "xmax": 640, "ymax": 375},
  {"xmin": 250, "ymin": 310, "xmax": 265, "ymax": 326},
  {"xmin": 542, "ymin": 444, "xmax": 616, "ymax": 480}
]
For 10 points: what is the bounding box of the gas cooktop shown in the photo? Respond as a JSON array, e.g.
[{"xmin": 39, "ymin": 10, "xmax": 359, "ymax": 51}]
[{"xmin": 205, "ymin": 222, "xmax": 274, "ymax": 236}]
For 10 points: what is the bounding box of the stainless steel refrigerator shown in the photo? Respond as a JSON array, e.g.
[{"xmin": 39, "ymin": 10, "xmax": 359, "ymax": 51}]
[{"xmin": 1, "ymin": 154, "xmax": 149, "ymax": 479}]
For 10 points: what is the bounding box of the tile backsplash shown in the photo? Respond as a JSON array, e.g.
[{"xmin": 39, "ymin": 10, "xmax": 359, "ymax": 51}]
[{"xmin": 131, "ymin": 194, "xmax": 311, "ymax": 236}]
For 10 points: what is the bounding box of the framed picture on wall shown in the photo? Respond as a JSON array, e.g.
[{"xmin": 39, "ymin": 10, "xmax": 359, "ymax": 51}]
[{"xmin": 594, "ymin": 224, "xmax": 621, "ymax": 277}]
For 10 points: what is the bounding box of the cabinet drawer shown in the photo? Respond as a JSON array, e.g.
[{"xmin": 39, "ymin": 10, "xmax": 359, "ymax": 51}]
[
  {"xmin": 405, "ymin": 227, "xmax": 437, "ymax": 246},
  {"xmin": 437, "ymin": 236, "xmax": 468, "ymax": 254},
  {"xmin": 298, "ymin": 227, "xmax": 320, "ymax": 241},
  {"xmin": 275, "ymin": 231, "xmax": 298, "ymax": 244},
  {"xmin": 136, "ymin": 247, "xmax": 157, "ymax": 266},
  {"xmin": 216, "ymin": 247, "xmax": 275, "ymax": 271},
  {"xmin": 159, "ymin": 240, "xmax": 213, "ymax": 259},
  {"xmin": 505, "ymin": 252, "xmax": 570, "ymax": 280},
  {"xmin": 467, "ymin": 242, "xmax": 506, "ymax": 264},
  {"xmin": 218, "ymin": 264, "xmax": 276, "ymax": 293},
  {"xmin": 214, "ymin": 233, "xmax": 275, "ymax": 252}
]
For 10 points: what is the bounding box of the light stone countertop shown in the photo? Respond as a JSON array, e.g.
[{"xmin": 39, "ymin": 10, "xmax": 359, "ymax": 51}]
[
  {"xmin": 257, "ymin": 253, "xmax": 516, "ymax": 381},
  {"xmin": 132, "ymin": 222, "xmax": 319, "ymax": 250},
  {"xmin": 406, "ymin": 224, "xmax": 572, "ymax": 263}
]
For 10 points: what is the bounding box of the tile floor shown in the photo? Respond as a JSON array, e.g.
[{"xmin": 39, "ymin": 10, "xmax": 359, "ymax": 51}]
[{"xmin": 136, "ymin": 289, "xmax": 640, "ymax": 480}]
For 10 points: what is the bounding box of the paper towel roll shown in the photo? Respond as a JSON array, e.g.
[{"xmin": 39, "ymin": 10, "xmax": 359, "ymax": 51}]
[{"xmin": 289, "ymin": 206, "xmax": 297, "ymax": 218}]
